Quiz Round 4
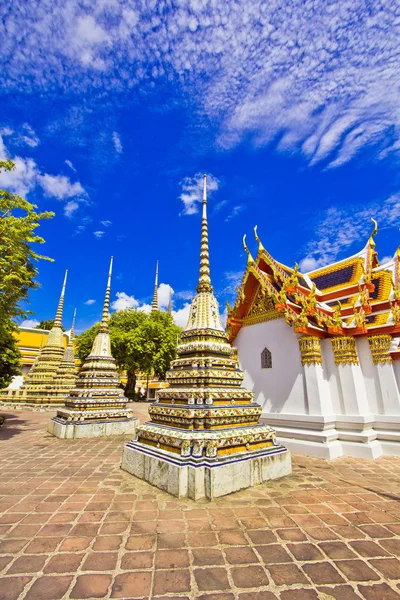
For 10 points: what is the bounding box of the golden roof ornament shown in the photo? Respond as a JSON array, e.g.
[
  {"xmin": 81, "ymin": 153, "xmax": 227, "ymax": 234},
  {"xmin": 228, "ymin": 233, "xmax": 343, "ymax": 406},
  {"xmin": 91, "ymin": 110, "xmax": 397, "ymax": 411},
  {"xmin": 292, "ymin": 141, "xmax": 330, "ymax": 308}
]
[
  {"xmin": 243, "ymin": 234, "xmax": 255, "ymax": 265},
  {"xmin": 254, "ymin": 225, "xmax": 265, "ymax": 254}
]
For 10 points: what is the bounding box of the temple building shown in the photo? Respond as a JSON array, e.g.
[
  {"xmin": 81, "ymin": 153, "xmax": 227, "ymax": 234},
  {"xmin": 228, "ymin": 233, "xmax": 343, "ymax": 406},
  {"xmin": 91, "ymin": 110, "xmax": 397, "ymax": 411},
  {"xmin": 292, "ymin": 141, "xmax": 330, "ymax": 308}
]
[
  {"xmin": 48, "ymin": 257, "xmax": 137, "ymax": 439},
  {"xmin": 227, "ymin": 221, "xmax": 400, "ymax": 460},
  {"xmin": 122, "ymin": 175, "xmax": 291, "ymax": 500}
]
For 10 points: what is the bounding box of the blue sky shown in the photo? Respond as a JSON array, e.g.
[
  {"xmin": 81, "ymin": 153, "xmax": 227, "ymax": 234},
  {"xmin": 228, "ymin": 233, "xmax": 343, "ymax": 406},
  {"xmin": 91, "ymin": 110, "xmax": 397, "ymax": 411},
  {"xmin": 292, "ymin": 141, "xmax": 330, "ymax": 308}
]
[{"xmin": 1, "ymin": 1, "xmax": 400, "ymax": 332}]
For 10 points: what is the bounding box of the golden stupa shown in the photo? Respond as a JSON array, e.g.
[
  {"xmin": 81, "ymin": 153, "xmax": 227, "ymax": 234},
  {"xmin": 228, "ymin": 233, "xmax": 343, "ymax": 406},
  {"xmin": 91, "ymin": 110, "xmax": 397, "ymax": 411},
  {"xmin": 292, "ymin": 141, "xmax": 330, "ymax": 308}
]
[
  {"xmin": 48, "ymin": 257, "xmax": 137, "ymax": 439},
  {"xmin": 122, "ymin": 175, "xmax": 291, "ymax": 499}
]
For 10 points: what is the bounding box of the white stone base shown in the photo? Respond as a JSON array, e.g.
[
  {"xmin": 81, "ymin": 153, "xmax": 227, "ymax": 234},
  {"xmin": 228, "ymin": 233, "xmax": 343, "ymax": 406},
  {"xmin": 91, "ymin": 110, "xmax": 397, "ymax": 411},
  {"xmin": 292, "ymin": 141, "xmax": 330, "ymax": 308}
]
[
  {"xmin": 48, "ymin": 417, "xmax": 137, "ymax": 439},
  {"xmin": 121, "ymin": 442, "xmax": 292, "ymax": 500}
]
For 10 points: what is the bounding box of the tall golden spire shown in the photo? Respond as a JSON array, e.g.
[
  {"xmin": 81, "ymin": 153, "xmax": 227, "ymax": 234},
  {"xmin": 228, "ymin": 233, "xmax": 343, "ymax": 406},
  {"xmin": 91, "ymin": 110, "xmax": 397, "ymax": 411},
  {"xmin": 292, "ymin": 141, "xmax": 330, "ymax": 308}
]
[
  {"xmin": 68, "ymin": 308, "xmax": 76, "ymax": 346},
  {"xmin": 100, "ymin": 257, "xmax": 113, "ymax": 333},
  {"xmin": 197, "ymin": 174, "xmax": 213, "ymax": 293},
  {"xmin": 151, "ymin": 260, "xmax": 159, "ymax": 312},
  {"xmin": 54, "ymin": 270, "xmax": 68, "ymax": 328}
]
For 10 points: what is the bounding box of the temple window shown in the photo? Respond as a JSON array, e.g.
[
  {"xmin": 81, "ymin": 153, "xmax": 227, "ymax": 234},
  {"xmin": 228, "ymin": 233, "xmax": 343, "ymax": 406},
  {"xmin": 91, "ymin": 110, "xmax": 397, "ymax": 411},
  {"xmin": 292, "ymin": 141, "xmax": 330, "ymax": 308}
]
[{"xmin": 261, "ymin": 347, "xmax": 272, "ymax": 369}]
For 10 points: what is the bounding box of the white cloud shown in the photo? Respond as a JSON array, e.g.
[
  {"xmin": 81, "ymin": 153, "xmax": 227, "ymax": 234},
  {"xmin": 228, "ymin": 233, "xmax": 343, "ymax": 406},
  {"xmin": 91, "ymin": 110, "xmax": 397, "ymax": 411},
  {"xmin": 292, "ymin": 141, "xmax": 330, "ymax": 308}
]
[
  {"xmin": 39, "ymin": 173, "xmax": 85, "ymax": 199},
  {"xmin": 172, "ymin": 302, "xmax": 191, "ymax": 328},
  {"xmin": 101, "ymin": 220, "xmax": 112, "ymax": 227},
  {"xmin": 112, "ymin": 131, "xmax": 123, "ymax": 153},
  {"xmin": 21, "ymin": 123, "xmax": 39, "ymax": 147},
  {"xmin": 65, "ymin": 159, "xmax": 76, "ymax": 172},
  {"xmin": 111, "ymin": 292, "xmax": 139, "ymax": 311},
  {"xmin": 93, "ymin": 230, "xmax": 105, "ymax": 238},
  {"xmin": 225, "ymin": 205, "xmax": 245, "ymax": 223},
  {"xmin": 0, "ymin": 154, "xmax": 38, "ymax": 197},
  {"xmin": 158, "ymin": 283, "xmax": 173, "ymax": 309},
  {"xmin": 85, "ymin": 299, "xmax": 96, "ymax": 305},
  {"xmin": 20, "ymin": 319, "xmax": 40, "ymax": 328},
  {"xmin": 179, "ymin": 172, "xmax": 220, "ymax": 215},
  {"xmin": 300, "ymin": 193, "xmax": 400, "ymax": 269},
  {"xmin": 64, "ymin": 200, "xmax": 79, "ymax": 218}
]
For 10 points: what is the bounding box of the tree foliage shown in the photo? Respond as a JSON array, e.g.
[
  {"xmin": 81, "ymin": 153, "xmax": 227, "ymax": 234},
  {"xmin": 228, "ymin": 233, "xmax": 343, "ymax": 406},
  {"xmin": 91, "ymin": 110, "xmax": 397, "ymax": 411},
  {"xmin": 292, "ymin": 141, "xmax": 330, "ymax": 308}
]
[
  {"xmin": 35, "ymin": 319, "xmax": 65, "ymax": 331},
  {"xmin": 0, "ymin": 160, "xmax": 54, "ymax": 388},
  {"xmin": 74, "ymin": 310, "xmax": 182, "ymax": 392}
]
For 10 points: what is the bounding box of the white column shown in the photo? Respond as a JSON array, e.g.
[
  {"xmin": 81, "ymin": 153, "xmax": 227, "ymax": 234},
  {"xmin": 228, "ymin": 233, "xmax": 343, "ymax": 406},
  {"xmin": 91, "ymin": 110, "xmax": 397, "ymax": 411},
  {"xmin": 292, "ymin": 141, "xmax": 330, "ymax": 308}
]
[
  {"xmin": 369, "ymin": 335, "xmax": 400, "ymax": 415},
  {"xmin": 332, "ymin": 337, "xmax": 369, "ymax": 415},
  {"xmin": 298, "ymin": 336, "xmax": 333, "ymax": 415}
]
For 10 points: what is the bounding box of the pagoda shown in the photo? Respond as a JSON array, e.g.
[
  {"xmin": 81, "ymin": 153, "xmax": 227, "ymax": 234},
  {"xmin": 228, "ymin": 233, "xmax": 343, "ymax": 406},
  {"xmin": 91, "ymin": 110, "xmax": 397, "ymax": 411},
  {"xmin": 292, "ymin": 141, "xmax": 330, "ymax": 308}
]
[
  {"xmin": 52, "ymin": 308, "xmax": 78, "ymax": 401},
  {"xmin": 20, "ymin": 270, "xmax": 69, "ymax": 404},
  {"xmin": 121, "ymin": 175, "xmax": 291, "ymax": 500},
  {"xmin": 48, "ymin": 257, "xmax": 137, "ymax": 439}
]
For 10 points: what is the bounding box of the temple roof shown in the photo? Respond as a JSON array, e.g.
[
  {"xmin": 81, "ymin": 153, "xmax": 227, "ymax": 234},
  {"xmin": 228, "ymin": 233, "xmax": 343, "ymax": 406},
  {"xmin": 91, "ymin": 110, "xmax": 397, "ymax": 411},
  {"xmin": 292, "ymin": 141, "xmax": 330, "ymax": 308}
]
[{"xmin": 227, "ymin": 222, "xmax": 400, "ymax": 342}]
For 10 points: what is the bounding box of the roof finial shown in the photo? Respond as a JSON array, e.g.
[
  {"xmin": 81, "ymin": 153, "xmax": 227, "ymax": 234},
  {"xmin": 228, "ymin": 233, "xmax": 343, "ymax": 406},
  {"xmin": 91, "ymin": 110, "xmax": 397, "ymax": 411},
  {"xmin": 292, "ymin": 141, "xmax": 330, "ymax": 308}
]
[
  {"xmin": 196, "ymin": 174, "xmax": 213, "ymax": 293},
  {"xmin": 254, "ymin": 225, "xmax": 265, "ymax": 253},
  {"xmin": 68, "ymin": 308, "xmax": 76, "ymax": 347},
  {"xmin": 369, "ymin": 218, "xmax": 378, "ymax": 247},
  {"xmin": 151, "ymin": 260, "xmax": 159, "ymax": 312},
  {"xmin": 243, "ymin": 234, "xmax": 255, "ymax": 265},
  {"xmin": 54, "ymin": 270, "xmax": 68, "ymax": 328},
  {"xmin": 100, "ymin": 257, "xmax": 113, "ymax": 332}
]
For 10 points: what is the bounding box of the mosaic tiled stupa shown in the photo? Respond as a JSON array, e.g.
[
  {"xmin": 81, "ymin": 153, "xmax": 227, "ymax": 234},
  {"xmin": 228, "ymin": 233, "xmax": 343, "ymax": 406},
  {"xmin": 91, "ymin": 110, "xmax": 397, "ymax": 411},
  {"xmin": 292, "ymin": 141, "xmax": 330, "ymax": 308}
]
[
  {"xmin": 122, "ymin": 175, "xmax": 291, "ymax": 500},
  {"xmin": 48, "ymin": 257, "xmax": 137, "ymax": 439},
  {"xmin": 20, "ymin": 270, "xmax": 69, "ymax": 404},
  {"xmin": 52, "ymin": 308, "xmax": 78, "ymax": 401}
]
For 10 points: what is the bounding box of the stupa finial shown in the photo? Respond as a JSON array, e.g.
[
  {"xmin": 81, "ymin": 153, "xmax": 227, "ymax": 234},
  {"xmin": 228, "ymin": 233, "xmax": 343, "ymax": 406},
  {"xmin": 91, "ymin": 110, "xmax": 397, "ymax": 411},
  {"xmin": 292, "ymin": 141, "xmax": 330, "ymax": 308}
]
[
  {"xmin": 54, "ymin": 270, "xmax": 68, "ymax": 328},
  {"xmin": 196, "ymin": 174, "xmax": 213, "ymax": 293},
  {"xmin": 168, "ymin": 287, "xmax": 173, "ymax": 314},
  {"xmin": 68, "ymin": 308, "xmax": 76, "ymax": 347},
  {"xmin": 100, "ymin": 257, "xmax": 113, "ymax": 332},
  {"xmin": 151, "ymin": 260, "xmax": 159, "ymax": 312}
]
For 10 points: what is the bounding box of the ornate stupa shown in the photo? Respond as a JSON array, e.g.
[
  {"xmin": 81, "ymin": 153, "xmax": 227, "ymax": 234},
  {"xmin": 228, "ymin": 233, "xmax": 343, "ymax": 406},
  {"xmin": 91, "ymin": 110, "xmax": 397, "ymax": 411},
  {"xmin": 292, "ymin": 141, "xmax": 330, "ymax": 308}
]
[
  {"xmin": 21, "ymin": 270, "xmax": 69, "ymax": 404},
  {"xmin": 151, "ymin": 260, "xmax": 159, "ymax": 312},
  {"xmin": 122, "ymin": 175, "xmax": 291, "ymax": 500},
  {"xmin": 48, "ymin": 257, "xmax": 137, "ymax": 439},
  {"xmin": 52, "ymin": 308, "xmax": 78, "ymax": 400}
]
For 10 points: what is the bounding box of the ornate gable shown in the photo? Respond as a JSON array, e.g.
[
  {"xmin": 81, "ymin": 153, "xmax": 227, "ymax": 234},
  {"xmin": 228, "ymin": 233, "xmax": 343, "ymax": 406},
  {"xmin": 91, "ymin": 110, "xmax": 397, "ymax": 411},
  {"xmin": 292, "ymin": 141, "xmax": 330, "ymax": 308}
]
[{"xmin": 242, "ymin": 285, "xmax": 282, "ymax": 327}]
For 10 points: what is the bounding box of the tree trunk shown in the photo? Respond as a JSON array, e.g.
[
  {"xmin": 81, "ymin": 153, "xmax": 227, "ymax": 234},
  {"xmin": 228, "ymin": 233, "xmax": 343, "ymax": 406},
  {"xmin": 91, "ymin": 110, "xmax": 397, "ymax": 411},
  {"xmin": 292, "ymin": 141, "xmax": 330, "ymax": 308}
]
[{"xmin": 126, "ymin": 368, "xmax": 136, "ymax": 393}]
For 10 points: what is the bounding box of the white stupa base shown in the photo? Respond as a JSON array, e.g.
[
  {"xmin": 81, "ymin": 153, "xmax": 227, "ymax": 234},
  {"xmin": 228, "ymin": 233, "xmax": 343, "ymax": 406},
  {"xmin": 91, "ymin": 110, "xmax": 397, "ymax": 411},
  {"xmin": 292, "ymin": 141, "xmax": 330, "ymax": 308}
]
[
  {"xmin": 48, "ymin": 416, "xmax": 137, "ymax": 439},
  {"xmin": 121, "ymin": 442, "xmax": 291, "ymax": 500}
]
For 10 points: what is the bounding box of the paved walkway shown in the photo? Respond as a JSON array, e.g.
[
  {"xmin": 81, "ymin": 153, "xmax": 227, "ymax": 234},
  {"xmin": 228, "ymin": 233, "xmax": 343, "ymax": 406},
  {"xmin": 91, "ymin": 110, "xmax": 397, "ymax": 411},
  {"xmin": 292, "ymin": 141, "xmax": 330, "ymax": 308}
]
[{"xmin": 0, "ymin": 405, "xmax": 400, "ymax": 600}]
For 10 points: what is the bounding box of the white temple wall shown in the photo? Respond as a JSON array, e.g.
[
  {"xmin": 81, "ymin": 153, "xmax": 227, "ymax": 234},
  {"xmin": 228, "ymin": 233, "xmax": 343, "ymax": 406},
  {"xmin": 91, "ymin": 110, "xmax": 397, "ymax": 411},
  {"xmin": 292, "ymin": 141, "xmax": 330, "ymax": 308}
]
[
  {"xmin": 234, "ymin": 319, "xmax": 306, "ymax": 415},
  {"xmin": 393, "ymin": 360, "xmax": 400, "ymax": 392},
  {"xmin": 320, "ymin": 339, "xmax": 343, "ymax": 415},
  {"xmin": 357, "ymin": 337, "xmax": 383, "ymax": 414}
]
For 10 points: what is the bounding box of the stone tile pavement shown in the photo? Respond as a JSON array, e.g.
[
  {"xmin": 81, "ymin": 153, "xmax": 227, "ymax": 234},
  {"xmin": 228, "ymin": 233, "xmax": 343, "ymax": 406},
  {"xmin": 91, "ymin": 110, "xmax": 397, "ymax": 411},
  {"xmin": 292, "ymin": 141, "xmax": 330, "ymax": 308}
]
[{"xmin": 0, "ymin": 405, "xmax": 400, "ymax": 600}]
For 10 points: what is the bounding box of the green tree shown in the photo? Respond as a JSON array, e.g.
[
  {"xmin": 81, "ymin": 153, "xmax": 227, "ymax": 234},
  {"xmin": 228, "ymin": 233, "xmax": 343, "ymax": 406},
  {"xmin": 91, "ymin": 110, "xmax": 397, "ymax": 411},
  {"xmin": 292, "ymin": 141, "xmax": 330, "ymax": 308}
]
[
  {"xmin": 0, "ymin": 160, "xmax": 54, "ymax": 388},
  {"xmin": 35, "ymin": 319, "xmax": 65, "ymax": 331},
  {"xmin": 74, "ymin": 309, "xmax": 182, "ymax": 395}
]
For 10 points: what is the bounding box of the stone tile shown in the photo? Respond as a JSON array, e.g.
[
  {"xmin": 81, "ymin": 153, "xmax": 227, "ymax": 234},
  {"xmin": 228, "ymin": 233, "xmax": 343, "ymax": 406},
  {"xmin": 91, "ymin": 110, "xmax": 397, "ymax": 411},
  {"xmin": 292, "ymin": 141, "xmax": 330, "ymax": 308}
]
[
  {"xmin": 335, "ymin": 560, "xmax": 380, "ymax": 582},
  {"xmin": 25, "ymin": 538, "xmax": 62, "ymax": 554},
  {"xmin": 287, "ymin": 543, "xmax": 324, "ymax": 561},
  {"xmin": 302, "ymin": 562, "xmax": 345, "ymax": 585},
  {"xmin": 111, "ymin": 572, "xmax": 152, "ymax": 598},
  {"xmin": 319, "ymin": 542, "xmax": 358, "ymax": 559},
  {"xmin": 6, "ymin": 554, "xmax": 47, "ymax": 574},
  {"xmin": 268, "ymin": 563, "xmax": 308, "ymax": 585},
  {"xmin": 225, "ymin": 546, "xmax": 259, "ymax": 564},
  {"xmin": 153, "ymin": 569, "xmax": 191, "ymax": 595},
  {"xmin": 230, "ymin": 565, "xmax": 269, "ymax": 588},
  {"xmin": 157, "ymin": 533, "xmax": 186, "ymax": 548},
  {"xmin": 194, "ymin": 567, "xmax": 230, "ymax": 591},
  {"xmin": 280, "ymin": 591, "xmax": 318, "ymax": 600},
  {"xmin": 317, "ymin": 585, "xmax": 364, "ymax": 600},
  {"xmin": 358, "ymin": 583, "xmax": 400, "ymax": 600},
  {"xmin": 38, "ymin": 524, "xmax": 71, "ymax": 537},
  {"xmin": 188, "ymin": 532, "xmax": 218, "ymax": 547},
  {"xmin": 58, "ymin": 537, "xmax": 91, "ymax": 552},
  {"xmin": 349, "ymin": 540, "xmax": 389, "ymax": 558},
  {"xmin": 276, "ymin": 528, "xmax": 307, "ymax": 542},
  {"xmin": 0, "ymin": 540, "xmax": 27, "ymax": 554},
  {"xmin": 125, "ymin": 534, "xmax": 155, "ymax": 551},
  {"xmin": 92, "ymin": 535, "xmax": 122, "ymax": 551},
  {"xmin": 247, "ymin": 530, "xmax": 277, "ymax": 544},
  {"xmin": 256, "ymin": 544, "xmax": 293, "ymax": 564},
  {"xmin": 0, "ymin": 557, "xmax": 13, "ymax": 572},
  {"xmin": 359, "ymin": 524, "xmax": 394, "ymax": 538},
  {"xmin": 369, "ymin": 558, "xmax": 400, "ymax": 579},
  {"xmin": 155, "ymin": 549, "xmax": 189, "ymax": 568},
  {"xmin": 193, "ymin": 548, "xmax": 225, "ymax": 566},
  {"xmin": 0, "ymin": 575, "xmax": 32, "ymax": 600},
  {"xmin": 238, "ymin": 593, "xmax": 277, "ymax": 600},
  {"xmin": 70, "ymin": 574, "xmax": 112, "ymax": 599},
  {"xmin": 121, "ymin": 551, "xmax": 153, "ymax": 570},
  {"xmin": 82, "ymin": 552, "xmax": 118, "ymax": 571},
  {"xmin": 198, "ymin": 595, "xmax": 235, "ymax": 600},
  {"xmin": 379, "ymin": 538, "xmax": 400, "ymax": 556},
  {"xmin": 43, "ymin": 553, "xmax": 84, "ymax": 573},
  {"xmin": 24, "ymin": 575, "xmax": 73, "ymax": 600}
]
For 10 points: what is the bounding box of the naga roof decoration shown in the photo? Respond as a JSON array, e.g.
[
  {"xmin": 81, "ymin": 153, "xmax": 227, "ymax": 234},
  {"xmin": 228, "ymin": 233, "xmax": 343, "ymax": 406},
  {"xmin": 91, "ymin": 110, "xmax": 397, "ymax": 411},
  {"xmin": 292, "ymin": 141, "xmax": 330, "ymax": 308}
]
[{"xmin": 227, "ymin": 220, "xmax": 400, "ymax": 343}]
